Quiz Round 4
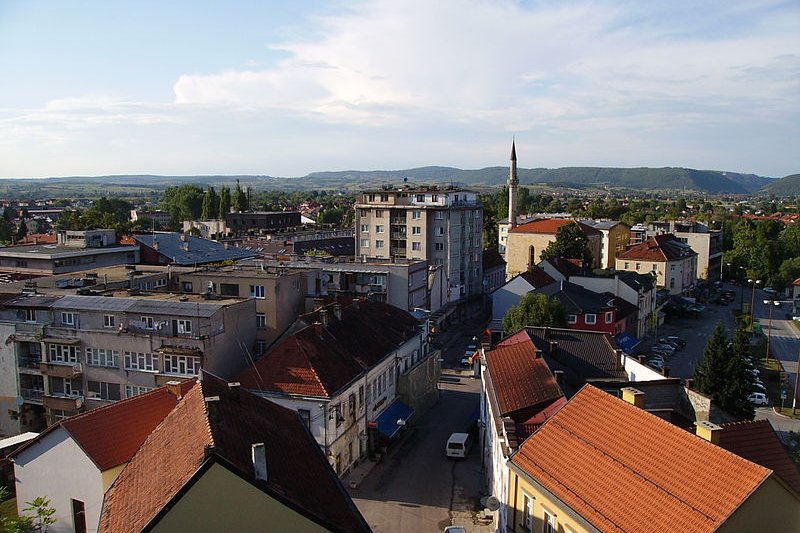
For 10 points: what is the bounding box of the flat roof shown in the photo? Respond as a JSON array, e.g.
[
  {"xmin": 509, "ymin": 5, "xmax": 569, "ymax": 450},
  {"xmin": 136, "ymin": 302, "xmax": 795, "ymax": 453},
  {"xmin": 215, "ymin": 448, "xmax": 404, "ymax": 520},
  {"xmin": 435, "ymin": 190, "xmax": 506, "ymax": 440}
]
[{"xmin": 0, "ymin": 244, "xmax": 138, "ymax": 260}]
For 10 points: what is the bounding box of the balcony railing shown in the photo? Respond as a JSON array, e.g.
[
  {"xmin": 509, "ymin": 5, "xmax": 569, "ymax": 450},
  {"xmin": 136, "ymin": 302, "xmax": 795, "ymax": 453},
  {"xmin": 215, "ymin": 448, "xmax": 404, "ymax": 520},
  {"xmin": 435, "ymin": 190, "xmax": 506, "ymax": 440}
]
[
  {"xmin": 39, "ymin": 362, "xmax": 83, "ymax": 379},
  {"xmin": 18, "ymin": 356, "xmax": 43, "ymax": 370},
  {"xmin": 20, "ymin": 388, "xmax": 44, "ymax": 403}
]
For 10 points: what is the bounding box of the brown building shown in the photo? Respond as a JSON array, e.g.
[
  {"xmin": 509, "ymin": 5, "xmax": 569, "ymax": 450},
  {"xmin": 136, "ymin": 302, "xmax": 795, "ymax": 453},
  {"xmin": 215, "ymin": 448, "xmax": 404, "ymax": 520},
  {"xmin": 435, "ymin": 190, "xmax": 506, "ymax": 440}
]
[{"xmin": 505, "ymin": 219, "xmax": 602, "ymax": 279}]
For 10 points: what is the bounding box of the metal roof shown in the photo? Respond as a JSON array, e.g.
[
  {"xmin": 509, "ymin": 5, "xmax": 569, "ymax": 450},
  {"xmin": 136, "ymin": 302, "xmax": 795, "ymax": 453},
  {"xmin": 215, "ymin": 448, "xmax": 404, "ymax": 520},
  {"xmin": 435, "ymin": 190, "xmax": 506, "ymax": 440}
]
[{"xmin": 134, "ymin": 233, "xmax": 258, "ymax": 265}]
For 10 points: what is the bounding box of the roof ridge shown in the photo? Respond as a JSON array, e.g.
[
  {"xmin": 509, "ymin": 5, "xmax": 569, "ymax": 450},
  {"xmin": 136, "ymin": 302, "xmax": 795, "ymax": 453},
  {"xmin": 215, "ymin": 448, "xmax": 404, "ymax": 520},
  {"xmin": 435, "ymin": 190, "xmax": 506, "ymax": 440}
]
[{"xmin": 198, "ymin": 379, "xmax": 217, "ymax": 448}]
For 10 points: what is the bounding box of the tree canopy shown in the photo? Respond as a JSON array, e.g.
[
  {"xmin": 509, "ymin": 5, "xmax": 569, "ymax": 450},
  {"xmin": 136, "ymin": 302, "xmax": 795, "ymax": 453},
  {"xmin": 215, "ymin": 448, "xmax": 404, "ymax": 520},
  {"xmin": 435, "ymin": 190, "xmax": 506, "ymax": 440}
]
[
  {"xmin": 539, "ymin": 221, "xmax": 592, "ymax": 265},
  {"xmin": 503, "ymin": 292, "xmax": 567, "ymax": 334}
]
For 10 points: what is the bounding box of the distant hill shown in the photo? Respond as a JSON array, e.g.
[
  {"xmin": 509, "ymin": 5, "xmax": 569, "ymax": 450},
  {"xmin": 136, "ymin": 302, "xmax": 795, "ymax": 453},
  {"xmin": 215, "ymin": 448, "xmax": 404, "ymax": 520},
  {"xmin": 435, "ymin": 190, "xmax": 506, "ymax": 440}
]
[
  {"xmin": 308, "ymin": 166, "xmax": 774, "ymax": 193},
  {"xmin": 0, "ymin": 166, "xmax": 777, "ymax": 197},
  {"xmin": 759, "ymin": 174, "xmax": 800, "ymax": 195}
]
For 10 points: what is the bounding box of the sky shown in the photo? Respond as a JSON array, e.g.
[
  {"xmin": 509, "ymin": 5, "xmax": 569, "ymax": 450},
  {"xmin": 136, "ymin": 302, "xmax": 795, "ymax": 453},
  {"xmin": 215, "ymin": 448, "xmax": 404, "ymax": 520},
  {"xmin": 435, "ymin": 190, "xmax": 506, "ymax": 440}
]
[{"xmin": 0, "ymin": 0, "xmax": 798, "ymax": 179}]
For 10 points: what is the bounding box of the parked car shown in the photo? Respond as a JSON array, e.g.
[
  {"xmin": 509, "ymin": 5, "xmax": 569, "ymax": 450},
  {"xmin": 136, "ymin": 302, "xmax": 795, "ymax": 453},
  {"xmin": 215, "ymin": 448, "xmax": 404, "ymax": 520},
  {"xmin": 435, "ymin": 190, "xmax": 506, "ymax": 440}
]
[
  {"xmin": 658, "ymin": 338, "xmax": 683, "ymax": 350},
  {"xmin": 748, "ymin": 392, "xmax": 768, "ymax": 406},
  {"xmin": 651, "ymin": 344, "xmax": 675, "ymax": 355},
  {"xmin": 763, "ymin": 287, "xmax": 777, "ymax": 296},
  {"xmin": 646, "ymin": 354, "xmax": 665, "ymax": 364},
  {"xmin": 752, "ymin": 383, "xmax": 767, "ymax": 394},
  {"xmin": 646, "ymin": 358, "xmax": 665, "ymax": 370},
  {"xmin": 664, "ymin": 336, "xmax": 686, "ymax": 348}
]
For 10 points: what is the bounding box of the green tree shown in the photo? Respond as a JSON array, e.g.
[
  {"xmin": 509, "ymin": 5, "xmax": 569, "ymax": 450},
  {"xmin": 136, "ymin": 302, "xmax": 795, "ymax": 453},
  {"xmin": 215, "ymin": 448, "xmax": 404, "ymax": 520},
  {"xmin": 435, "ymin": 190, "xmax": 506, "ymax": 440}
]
[
  {"xmin": 16, "ymin": 220, "xmax": 27, "ymax": 241},
  {"xmin": 232, "ymin": 179, "xmax": 248, "ymax": 213},
  {"xmin": 317, "ymin": 207, "xmax": 344, "ymax": 225},
  {"xmin": 503, "ymin": 293, "xmax": 567, "ymax": 334},
  {"xmin": 693, "ymin": 322, "xmax": 755, "ymax": 421},
  {"xmin": 162, "ymin": 185, "xmax": 204, "ymax": 223},
  {"xmin": 539, "ymin": 221, "xmax": 592, "ymax": 266},
  {"xmin": 22, "ymin": 496, "xmax": 56, "ymax": 533},
  {"xmin": 218, "ymin": 186, "xmax": 231, "ymax": 218},
  {"xmin": 201, "ymin": 186, "xmax": 218, "ymax": 220}
]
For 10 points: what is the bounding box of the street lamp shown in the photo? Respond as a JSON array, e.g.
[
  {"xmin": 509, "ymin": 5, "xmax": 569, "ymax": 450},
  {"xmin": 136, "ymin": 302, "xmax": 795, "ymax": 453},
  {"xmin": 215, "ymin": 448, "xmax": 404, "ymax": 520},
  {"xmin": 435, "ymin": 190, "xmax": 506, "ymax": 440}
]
[{"xmin": 748, "ymin": 279, "xmax": 762, "ymax": 332}]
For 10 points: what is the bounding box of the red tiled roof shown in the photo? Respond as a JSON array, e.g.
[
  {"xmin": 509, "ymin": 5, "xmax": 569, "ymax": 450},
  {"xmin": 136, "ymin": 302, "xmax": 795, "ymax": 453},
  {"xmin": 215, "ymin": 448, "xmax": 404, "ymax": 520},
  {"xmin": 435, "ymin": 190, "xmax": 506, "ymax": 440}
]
[
  {"xmin": 719, "ymin": 419, "xmax": 800, "ymax": 496},
  {"xmin": 486, "ymin": 334, "xmax": 563, "ymax": 417},
  {"xmin": 100, "ymin": 373, "xmax": 370, "ymax": 533},
  {"xmin": 237, "ymin": 299, "xmax": 419, "ymax": 397},
  {"xmin": 510, "ymin": 218, "xmax": 602, "ymax": 236},
  {"xmin": 792, "ymin": 277, "xmax": 800, "ymax": 286},
  {"xmin": 511, "ymin": 385, "xmax": 771, "ymax": 533},
  {"xmin": 618, "ymin": 233, "xmax": 697, "ymax": 262},
  {"xmin": 10, "ymin": 380, "xmax": 193, "ymax": 471},
  {"xmin": 517, "ymin": 396, "xmax": 567, "ymax": 439}
]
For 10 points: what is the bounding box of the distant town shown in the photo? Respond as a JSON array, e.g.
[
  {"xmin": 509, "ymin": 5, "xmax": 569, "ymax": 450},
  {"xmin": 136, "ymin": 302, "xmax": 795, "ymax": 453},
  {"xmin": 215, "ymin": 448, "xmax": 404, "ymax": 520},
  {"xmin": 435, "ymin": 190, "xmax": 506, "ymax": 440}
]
[{"xmin": 0, "ymin": 146, "xmax": 798, "ymax": 532}]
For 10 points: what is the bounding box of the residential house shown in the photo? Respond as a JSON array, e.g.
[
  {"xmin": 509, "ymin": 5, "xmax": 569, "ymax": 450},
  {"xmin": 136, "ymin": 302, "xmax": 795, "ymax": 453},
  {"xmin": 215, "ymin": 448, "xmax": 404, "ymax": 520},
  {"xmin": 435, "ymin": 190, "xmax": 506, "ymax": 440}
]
[
  {"xmin": 580, "ymin": 219, "xmax": 631, "ymax": 269},
  {"xmin": 98, "ymin": 372, "xmax": 371, "ymax": 533},
  {"xmin": 354, "ymin": 185, "xmax": 483, "ymax": 301},
  {"xmin": 479, "ymin": 331, "xmax": 565, "ymax": 532},
  {"xmin": 224, "ymin": 211, "xmax": 301, "ymax": 235},
  {"xmin": 489, "ymin": 267, "xmax": 556, "ymax": 333},
  {"xmin": 537, "ymin": 281, "xmax": 637, "ymax": 336},
  {"xmin": 505, "ymin": 219, "xmax": 602, "ymax": 279},
  {"xmin": 507, "ymin": 385, "xmax": 800, "ymax": 533},
  {"xmin": 569, "ymin": 270, "xmax": 658, "ymax": 339},
  {"xmin": 10, "ymin": 380, "xmax": 193, "ymax": 533},
  {"xmin": 648, "ymin": 220, "xmax": 724, "ymax": 280},
  {"xmin": 616, "ymin": 233, "xmax": 698, "ymax": 295},
  {"xmin": 0, "ymin": 291, "xmax": 255, "ymax": 431},
  {"xmin": 236, "ymin": 299, "xmax": 433, "ymax": 478},
  {"xmin": 482, "ymin": 248, "xmax": 507, "ymax": 296}
]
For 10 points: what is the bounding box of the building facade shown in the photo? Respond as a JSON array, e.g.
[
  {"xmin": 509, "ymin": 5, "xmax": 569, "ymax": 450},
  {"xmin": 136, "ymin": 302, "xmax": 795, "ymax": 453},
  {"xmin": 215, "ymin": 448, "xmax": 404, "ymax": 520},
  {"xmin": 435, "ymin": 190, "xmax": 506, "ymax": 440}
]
[
  {"xmin": 355, "ymin": 186, "xmax": 483, "ymax": 302},
  {"xmin": 580, "ymin": 220, "xmax": 631, "ymax": 269},
  {"xmin": 505, "ymin": 219, "xmax": 602, "ymax": 279},
  {"xmin": 616, "ymin": 234, "xmax": 698, "ymax": 295}
]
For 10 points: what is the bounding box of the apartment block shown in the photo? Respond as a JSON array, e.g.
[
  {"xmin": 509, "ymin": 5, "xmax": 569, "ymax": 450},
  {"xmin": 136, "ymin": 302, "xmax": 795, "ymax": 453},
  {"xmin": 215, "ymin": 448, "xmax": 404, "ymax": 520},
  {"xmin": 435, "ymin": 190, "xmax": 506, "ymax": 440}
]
[{"xmin": 355, "ymin": 185, "xmax": 483, "ymax": 301}]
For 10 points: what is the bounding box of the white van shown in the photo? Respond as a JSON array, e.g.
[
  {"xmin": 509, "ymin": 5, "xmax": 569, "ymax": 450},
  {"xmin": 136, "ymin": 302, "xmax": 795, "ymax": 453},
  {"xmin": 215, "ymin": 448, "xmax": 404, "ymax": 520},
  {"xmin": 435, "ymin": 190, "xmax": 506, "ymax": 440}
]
[{"xmin": 445, "ymin": 432, "xmax": 472, "ymax": 458}]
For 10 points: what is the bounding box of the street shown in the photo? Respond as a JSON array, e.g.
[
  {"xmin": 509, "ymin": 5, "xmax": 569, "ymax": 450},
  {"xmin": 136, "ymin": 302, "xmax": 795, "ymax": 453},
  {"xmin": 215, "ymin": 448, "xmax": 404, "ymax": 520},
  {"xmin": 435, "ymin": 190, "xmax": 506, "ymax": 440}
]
[{"xmin": 349, "ymin": 315, "xmax": 492, "ymax": 533}]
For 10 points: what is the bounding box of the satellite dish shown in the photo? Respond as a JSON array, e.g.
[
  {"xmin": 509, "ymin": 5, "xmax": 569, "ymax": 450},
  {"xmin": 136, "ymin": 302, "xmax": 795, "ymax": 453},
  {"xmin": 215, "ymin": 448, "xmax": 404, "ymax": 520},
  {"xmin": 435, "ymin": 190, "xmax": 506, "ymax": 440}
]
[
  {"xmin": 481, "ymin": 495, "xmax": 501, "ymax": 511},
  {"xmin": 15, "ymin": 396, "xmax": 24, "ymax": 407}
]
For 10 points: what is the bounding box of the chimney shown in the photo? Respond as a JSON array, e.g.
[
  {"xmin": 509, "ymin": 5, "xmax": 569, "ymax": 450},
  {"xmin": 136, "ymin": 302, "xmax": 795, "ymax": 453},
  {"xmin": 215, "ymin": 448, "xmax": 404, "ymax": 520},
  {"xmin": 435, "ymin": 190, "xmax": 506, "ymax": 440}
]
[
  {"xmin": 352, "ymin": 298, "xmax": 359, "ymax": 309},
  {"xmin": 695, "ymin": 420, "xmax": 722, "ymax": 445},
  {"xmin": 166, "ymin": 380, "xmax": 183, "ymax": 400},
  {"xmin": 685, "ymin": 378, "xmax": 694, "ymax": 390},
  {"xmin": 228, "ymin": 381, "xmax": 241, "ymax": 399},
  {"xmin": 614, "ymin": 348, "xmax": 624, "ymax": 370},
  {"xmin": 621, "ymin": 387, "xmax": 645, "ymax": 408},
  {"xmin": 549, "ymin": 341, "xmax": 558, "ymax": 358},
  {"xmin": 553, "ymin": 370, "xmax": 564, "ymax": 385},
  {"xmin": 320, "ymin": 309, "xmax": 329, "ymax": 327},
  {"xmin": 153, "ymin": 240, "xmax": 160, "ymax": 251},
  {"xmin": 661, "ymin": 367, "xmax": 670, "ymax": 377},
  {"xmin": 313, "ymin": 297, "xmax": 324, "ymax": 310},
  {"xmin": 180, "ymin": 233, "xmax": 187, "ymax": 242},
  {"xmin": 332, "ymin": 303, "xmax": 342, "ymax": 320},
  {"xmin": 251, "ymin": 443, "xmax": 268, "ymax": 482}
]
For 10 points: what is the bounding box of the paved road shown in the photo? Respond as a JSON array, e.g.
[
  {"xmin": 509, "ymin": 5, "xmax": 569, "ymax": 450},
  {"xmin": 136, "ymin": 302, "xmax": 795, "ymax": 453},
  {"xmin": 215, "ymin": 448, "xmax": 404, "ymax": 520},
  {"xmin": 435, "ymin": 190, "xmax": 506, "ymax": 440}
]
[{"xmin": 350, "ymin": 373, "xmax": 490, "ymax": 533}]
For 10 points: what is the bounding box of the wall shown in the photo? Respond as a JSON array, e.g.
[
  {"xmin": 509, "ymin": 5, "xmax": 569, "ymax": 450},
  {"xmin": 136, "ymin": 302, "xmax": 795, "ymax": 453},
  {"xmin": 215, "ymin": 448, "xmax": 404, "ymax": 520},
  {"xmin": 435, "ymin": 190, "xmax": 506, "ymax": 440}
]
[
  {"xmin": 151, "ymin": 461, "xmax": 332, "ymax": 533},
  {"xmin": 396, "ymin": 349, "xmax": 439, "ymax": 414},
  {"xmin": 508, "ymin": 469, "xmax": 595, "ymax": 533},
  {"xmin": 505, "ymin": 233, "xmax": 555, "ymax": 279},
  {"xmin": 490, "ymin": 277, "xmax": 534, "ymax": 332},
  {"xmin": 0, "ymin": 323, "xmax": 20, "ymax": 436},
  {"xmin": 719, "ymin": 475, "xmax": 800, "ymax": 533},
  {"xmin": 623, "ymin": 357, "xmax": 668, "ymax": 382},
  {"xmin": 14, "ymin": 428, "xmax": 104, "ymax": 533}
]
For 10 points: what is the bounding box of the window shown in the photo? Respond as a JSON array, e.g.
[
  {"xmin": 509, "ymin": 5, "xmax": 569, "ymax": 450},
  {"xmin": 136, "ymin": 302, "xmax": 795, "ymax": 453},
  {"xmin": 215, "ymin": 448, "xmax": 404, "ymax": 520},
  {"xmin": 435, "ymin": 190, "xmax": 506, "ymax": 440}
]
[
  {"xmin": 380, "ymin": 193, "xmax": 389, "ymax": 202},
  {"xmin": 86, "ymin": 348, "xmax": 119, "ymax": 367},
  {"xmin": 24, "ymin": 309, "xmax": 36, "ymax": 322},
  {"xmin": 256, "ymin": 340, "xmax": 267, "ymax": 355},
  {"xmin": 415, "ymin": 194, "xmax": 424, "ymax": 202},
  {"xmin": 652, "ymin": 263, "xmax": 658, "ymax": 271},
  {"xmin": 163, "ymin": 355, "xmax": 202, "ymax": 376},
  {"xmin": 298, "ymin": 409, "xmax": 311, "ymax": 429},
  {"xmin": 348, "ymin": 393, "xmax": 356, "ymax": 418},
  {"xmin": 412, "ymin": 242, "xmax": 421, "ymax": 251},
  {"xmin": 256, "ymin": 313, "xmax": 266, "ymax": 329},
  {"xmin": 529, "ymin": 245, "xmax": 536, "ymax": 267},
  {"xmin": 49, "ymin": 344, "xmax": 78, "ymax": 363},
  {"xmin": 103, "ymin": 314, "xmax": 115, "ymax": 328},
  {"xmin": 220, "ymin": 283, "xmax": 239, "ymax": 296},
  {"xmin": 670, "ymin": 264, "xmax": 676, "ymax": 271},
  {"xmin": 432, "ymin": 194, "xmax": 439, "ymax": 202},
  {"xmin": 182, "ymin": 281, "xmax": 193, "ymax": 292},
  {"xmin": 360, "ymin": 209, "xmax": 368, "ymax": 217},
  {"xmin": 412, "ymin": 210, "xmax": 421, "ymax": 219},
  {"xmin": 249, "ymin": 285, "xmax": 265, "ymax": 299},
  {"xmin": 434, "ymin": 211, "xmax": 444, "ymax": 220},
  {"xmin": 360, "ymin": 239, "xmax": 369, "ymax": 248},
  {"xmin": 358, "ymin": 385, "xmax": 364, "ymax": 407},
  {"xmin": 375, "ymin": 210, "xmax": 384, "ymax": 218},
  {"xmin": 141, "ymin": 316, "xmax": 154, "ymax": 329},
  {"xmin": 567, "ymin": 314, "xmax": 577, "ymax": 324},
  {"xmin": 635, "ymin": 262, "xmax": 641, "ymax": 270},
  {"xmin": 585, "ymin": 313, "xmax": 597, "ymax": 325},
  {"xmin": 49, "ymin": 376, "xmax": 81, "ymax": 397},
  {"xmin": 670, "ymin": 278, "xmax": 676, "ymax": 289},
  {"xmin": 334, "ymin": 404, "xmax": 343, "ymax": 427},
  {"xmin": 605, "ymin": 311, "xmax": 614, "ymax": 324},
  {"xmin": 624, "ymin": 262, "xmax": 630, "ymax": 269},
  {"xmin": 436, "ymin": 227, "xmax": 444, "ymax": 236},
  {"xmin": 72, "ymin": 499, "xmax": 87, "ymax": 533},
  {"xmin": 375, "ymin": 224, "xmax": 384, "ymax": 233},
  {"xmin": 124, "ymin": 351, "xmax": 158, "ymax": 372},
  {"xmin": 542, "ymin": 509, "xmax": 556, "ymax": 533},
  {"xmin": 375, "ymin": 240, "xmax": 385, "ymax": 249},
  {"xmin": 87, "ymin": 381, "xmax": 121, "ymax": 401},
  {"xmin": 522, "ymin": 493, "xmax": 533, "ymax": 531},
  {"xmin": 61, "ymin": 312, "xmax": 77, "ymax": 326},
  {"xmin": 435, "ymin": 243, "xmax": 444, "ymax": 251},
  {"xmin": 177, "ymin": 319, "xmax": 192, "ymax": 334},
  {"xmin": 412, "ymin": 226, "xmax": 421, "ymax": 235},
  {"xmin": 125, "ymin": 384, "xmax": 152, "ymax": 398},
  {"xmin": 360, "ymin": 224, "xmax": 369, "ymax": 233}
]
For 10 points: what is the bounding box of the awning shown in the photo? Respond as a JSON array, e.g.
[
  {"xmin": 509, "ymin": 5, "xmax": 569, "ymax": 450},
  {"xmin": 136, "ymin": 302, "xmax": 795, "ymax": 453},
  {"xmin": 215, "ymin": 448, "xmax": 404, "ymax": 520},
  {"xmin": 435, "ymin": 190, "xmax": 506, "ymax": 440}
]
[
  {"xmin": 614, "ymin": 332, "xmax": 641, "ymax": 353},
  {"xmin": 374, "ymin": 399, "xmax": 415, "ymax": 439}
]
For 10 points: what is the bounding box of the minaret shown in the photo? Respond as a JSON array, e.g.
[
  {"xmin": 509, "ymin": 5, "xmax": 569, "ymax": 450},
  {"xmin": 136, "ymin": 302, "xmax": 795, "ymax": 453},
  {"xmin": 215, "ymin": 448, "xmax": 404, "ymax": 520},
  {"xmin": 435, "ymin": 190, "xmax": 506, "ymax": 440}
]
[{"xmin": 508, "ymin": 140, "xmax": 518, "ymax": 229}]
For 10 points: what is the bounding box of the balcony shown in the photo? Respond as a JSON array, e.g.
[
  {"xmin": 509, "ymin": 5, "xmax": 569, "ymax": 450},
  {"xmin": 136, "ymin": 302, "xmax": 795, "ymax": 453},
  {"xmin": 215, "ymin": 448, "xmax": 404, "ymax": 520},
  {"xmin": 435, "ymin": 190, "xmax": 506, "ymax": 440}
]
[
  {"xmin": 39, "ymin": 361, "xmax": 83, "ymax": 379},
  {"xmin": 43, "ymin": 394, "xmax": 84, "ymax": 411},
  {"xmin": 20, "ymin": 388, "xmax": 44, "ymax": 404},
  {"xmin": 18, "ymin": 356, "xmax": 43, "ymax": 374}
]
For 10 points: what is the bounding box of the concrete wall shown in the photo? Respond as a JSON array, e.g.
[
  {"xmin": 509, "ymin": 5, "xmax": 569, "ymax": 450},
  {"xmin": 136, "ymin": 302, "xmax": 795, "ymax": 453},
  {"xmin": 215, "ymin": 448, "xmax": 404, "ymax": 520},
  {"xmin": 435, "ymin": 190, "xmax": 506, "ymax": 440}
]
[
  {"xmin": 14, "ymin": 428, "xmax": 105, "ymax": 533},
  {"xmin": 0, "ymin": 323, "xmax": 20, "ymax": 437}
]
